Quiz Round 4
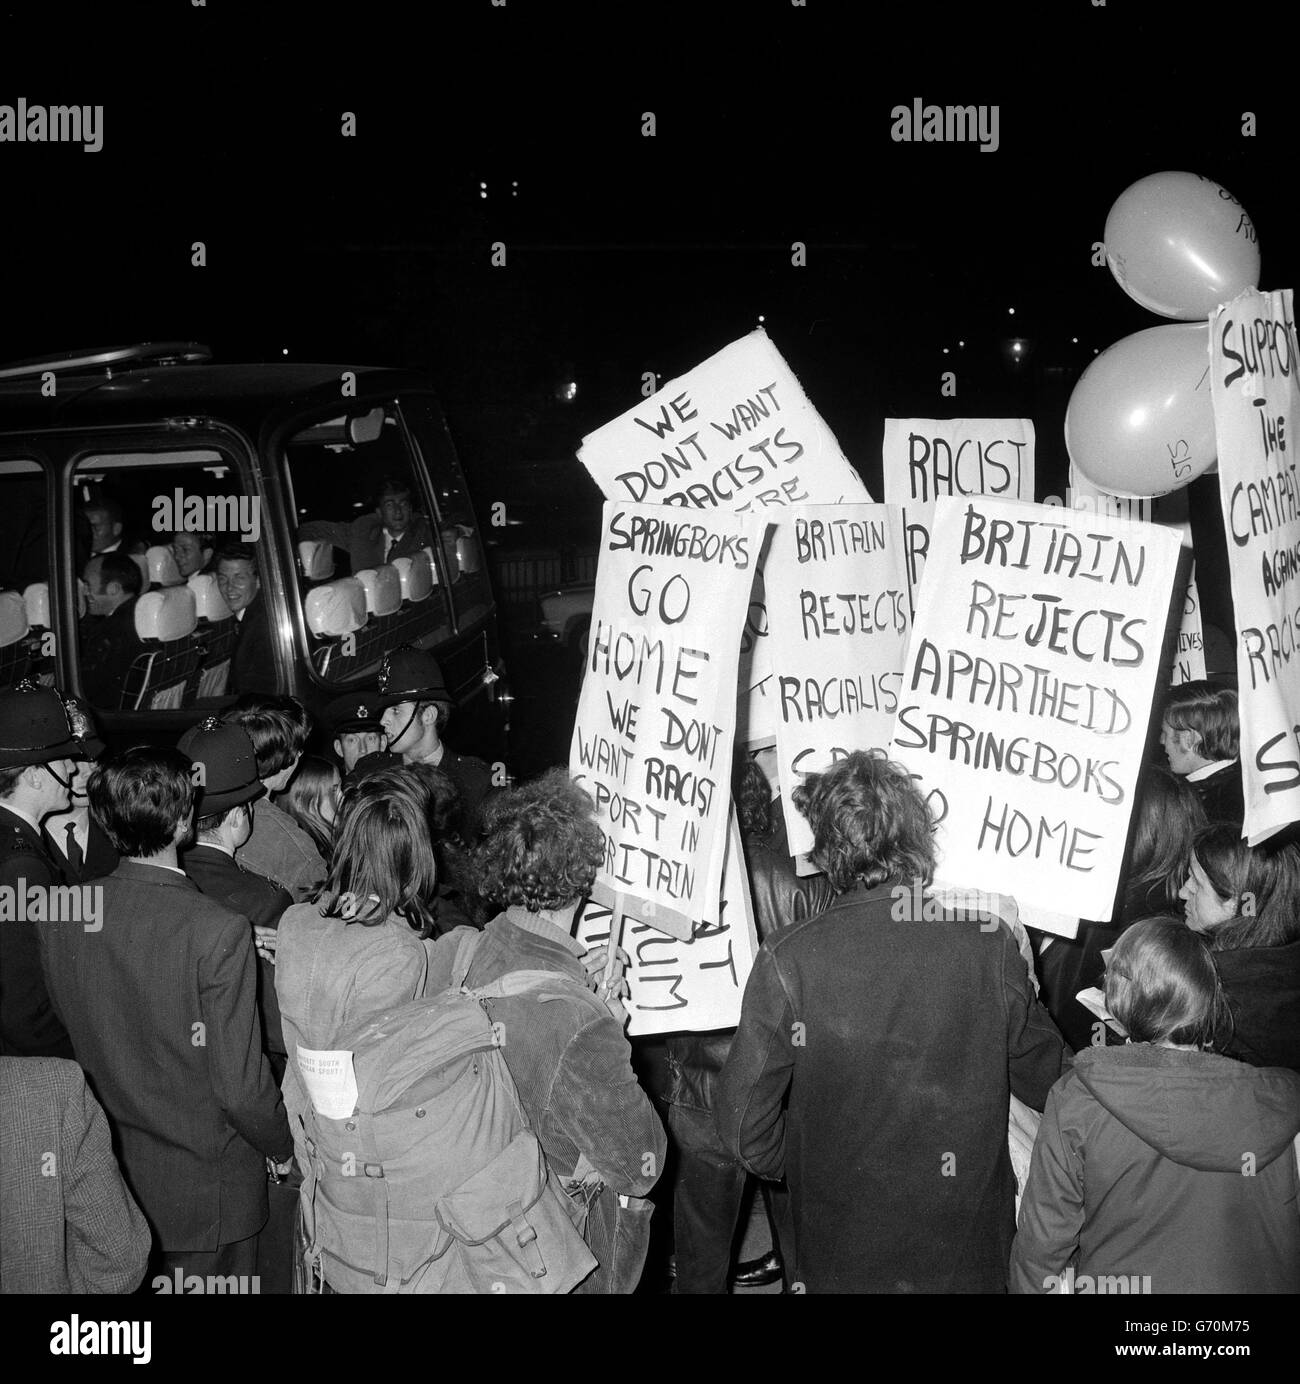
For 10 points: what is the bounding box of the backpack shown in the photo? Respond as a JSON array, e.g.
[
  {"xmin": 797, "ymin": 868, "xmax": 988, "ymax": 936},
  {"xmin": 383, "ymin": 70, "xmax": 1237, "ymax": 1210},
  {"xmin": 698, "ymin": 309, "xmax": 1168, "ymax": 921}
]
[{"xmin": 295, "ymin": 931, "xmax": 601, "ymax": 1293}]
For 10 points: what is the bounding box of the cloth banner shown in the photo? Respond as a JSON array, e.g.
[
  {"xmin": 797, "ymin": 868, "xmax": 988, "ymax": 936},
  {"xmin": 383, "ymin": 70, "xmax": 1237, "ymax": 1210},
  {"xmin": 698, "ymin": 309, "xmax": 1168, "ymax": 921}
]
[{"xmin": 1209, "ymin": 287, "xmax": 1300, "ymax": 844}]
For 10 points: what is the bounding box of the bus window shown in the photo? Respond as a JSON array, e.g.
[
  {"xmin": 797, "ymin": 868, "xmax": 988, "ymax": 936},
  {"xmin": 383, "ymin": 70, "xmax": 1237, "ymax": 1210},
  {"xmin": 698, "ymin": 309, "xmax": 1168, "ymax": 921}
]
[
  {"xmin": 286, "ymin": 405, "xmax": 453, "ymax": 683},
  {"xmin": 0, "ymin": 458, "xmax": 53, "ymax": 693},
  {"xmin": 71, "ymin": 450, "xmax": 254, "ymax": 710},
  {"xmin": 400, "ymin": 398, "xmax": 492, "ymax": 630}
]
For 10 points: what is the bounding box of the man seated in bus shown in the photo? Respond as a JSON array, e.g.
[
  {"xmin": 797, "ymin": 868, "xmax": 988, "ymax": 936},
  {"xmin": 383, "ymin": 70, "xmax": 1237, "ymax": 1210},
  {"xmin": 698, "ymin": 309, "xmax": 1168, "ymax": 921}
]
[
  {"xmin": 296, "ymin": 474, "xmax": 433, "ymax": 573},
  {"xmin": 215, "ymin": 546, "xmax": 276, "ymax": 696},
  {"xmin": 80, "ymin": 553, "xmax": 145, "ymax": 709},
  {"xmin": 170, "ymin": 529, "xmax": 215, "ymax": 580}
]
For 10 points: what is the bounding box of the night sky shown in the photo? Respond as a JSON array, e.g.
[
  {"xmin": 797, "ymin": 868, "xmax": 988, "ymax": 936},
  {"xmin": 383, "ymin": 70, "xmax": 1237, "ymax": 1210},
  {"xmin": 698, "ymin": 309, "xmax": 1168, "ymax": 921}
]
[{"xmin": 3, "ymin": 0, "xmax": 1293, "ymax": 591}]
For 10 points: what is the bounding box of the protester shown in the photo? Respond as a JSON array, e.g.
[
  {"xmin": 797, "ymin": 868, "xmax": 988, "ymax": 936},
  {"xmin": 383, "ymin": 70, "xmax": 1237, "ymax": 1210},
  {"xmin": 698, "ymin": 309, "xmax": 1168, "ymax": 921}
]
[
  {"xmin": 277, "ymin": 768, "xmax": 453, "ymax": 1175},
  {"xmin": 39, "ymin": 746, "xmax": 294, "ymax": 1281},
  {"xmin": 179, "ymin": 719, "xmax": 293, "ymax": 1065},
  {"xmin": 1037, "ymin": 766, "xmax": 1206, "ymax": 1052},
  {"xmin": 79, "ymin": 552, "xmax": 145, "ymax": 709},
  {"xmin": 398, "ymin": 761, "xmax": 483, "ymax": 930},
  {"xmin": 465, "ymin": 769, "xmax": 666, "ymax": 1292},
  {"xmin": 716, "ymin": 749, "xmax": 1069, "ymax": 1293},
  {"xmin": 0, "ymin": 683, "xmax": 77, "ymax": 1058},
  {"xmin": 666, "ymin": 751, "xmax": 834, "ymax": 1294},
  {"xmin": 273, "ymin": 754, "xmax": 341, "ymax": 862},
  {"xmin": 1011, "ymin": 918, "xmax": 1300, "ymax": 1294},
  {"xmin": 0, "ymin": 1055, "xmax": 152, "ymax": 1293},
  {"xmin": 373, "ymin": 646, "xmax": 492, "ymax": 827},
  {"xmin": 1180, "ymin": 825, "xmax": 1300, "ymax": 1071},
  {"xmin": 223, "ymin": 697, "xmax": 326, "ymax": 901},
  {"xmin": 215, "ymin": 545, "xmax": 276, "ymax": 696},
  {"xmin": 1160, "ymin": 681, "xmax": 1245, "ymax": 829}
]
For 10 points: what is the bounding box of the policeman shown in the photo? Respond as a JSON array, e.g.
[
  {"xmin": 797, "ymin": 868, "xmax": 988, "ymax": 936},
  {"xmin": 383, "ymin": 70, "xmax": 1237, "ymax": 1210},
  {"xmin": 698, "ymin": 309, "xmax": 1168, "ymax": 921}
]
[
  {"xmin": 324, "ymin": 692, "xmax": 393, "ymax": 785},
  {"xmin": 179, "ymin": 718, "xmax": 293, "ymax": 1067},
  {"xmin": 0, "ymin": 681, "xmax": 81, "ymax": 1056},
  {"xmin": 43, "ymin": 695, "xmax": 120, "ymax": 885},
  {"xmin": 370, "ymin": 646, "xmax": 492, "ymax": 828}
]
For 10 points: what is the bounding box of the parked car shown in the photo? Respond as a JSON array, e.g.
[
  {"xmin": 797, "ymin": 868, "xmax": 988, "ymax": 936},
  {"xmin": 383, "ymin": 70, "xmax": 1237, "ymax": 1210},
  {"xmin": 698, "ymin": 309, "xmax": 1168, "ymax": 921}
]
[
  {"xmin": 0, "ymin": 342, "xmax": 509, "ymax": 758},
  {"xmin": 531, "ymin": 581, "xmax": 594, "ymax": 660}
]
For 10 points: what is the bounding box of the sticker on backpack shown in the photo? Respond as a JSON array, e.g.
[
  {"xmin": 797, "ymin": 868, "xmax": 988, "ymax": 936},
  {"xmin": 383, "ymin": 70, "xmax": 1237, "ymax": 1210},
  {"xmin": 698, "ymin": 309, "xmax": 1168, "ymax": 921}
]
[{"xmin": 296, "ymin": 1046, "xmax": 358, "ymax": 1119}]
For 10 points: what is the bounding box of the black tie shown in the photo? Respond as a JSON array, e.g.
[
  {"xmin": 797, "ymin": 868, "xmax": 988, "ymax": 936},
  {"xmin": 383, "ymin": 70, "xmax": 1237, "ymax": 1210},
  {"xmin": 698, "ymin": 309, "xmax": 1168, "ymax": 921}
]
[{"xmin": 65, "ymin": 822, "xmax": 85, "ymax": 876}]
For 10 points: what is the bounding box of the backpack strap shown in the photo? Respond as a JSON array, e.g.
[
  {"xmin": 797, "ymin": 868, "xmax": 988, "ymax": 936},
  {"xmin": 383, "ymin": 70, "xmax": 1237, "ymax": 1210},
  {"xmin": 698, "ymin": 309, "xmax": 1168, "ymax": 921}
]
[
  {"xmin": 472, "ymin": 968, "xmax": 608, "ymax": 1017},
  {"xmin": 449, "ymin": 927, "xmax": 484, "ymax": 990}
]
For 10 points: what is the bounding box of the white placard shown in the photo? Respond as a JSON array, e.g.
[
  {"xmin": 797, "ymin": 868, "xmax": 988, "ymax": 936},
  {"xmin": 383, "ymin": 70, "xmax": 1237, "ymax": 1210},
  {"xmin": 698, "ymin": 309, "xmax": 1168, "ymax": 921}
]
[
  {"xmin": 571, "ymin": 502, "xmax": 765, "ymax": 937},
  {"xmin": 1173, "ymin": 564, "xmax": 1207, "ymax": 685},
  {"xmin": 765, "ymin": 504, "xmax": 912, "ymax": 856},
  {"xmin": 1210, "ymin": 288, "xmax": 1300, "ymax": 845},
  {"xmin": 576, "ymin": 814, "xmax": 759, "ymax": 1036},
  {"xmin": 578, "ymin": 329, "xmax": 871, "ymax": 512},
  {"xmin": 883, "ymin": 418, "xmax": 1035, "ymax": 598},
  {"xmin": 889, "ymin": 496, "xmax": 1181, "ymax": 930}
]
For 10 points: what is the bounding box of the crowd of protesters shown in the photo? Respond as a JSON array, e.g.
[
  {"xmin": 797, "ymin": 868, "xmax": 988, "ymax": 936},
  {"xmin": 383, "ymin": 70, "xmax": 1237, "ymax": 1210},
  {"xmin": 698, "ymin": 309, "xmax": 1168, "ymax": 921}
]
[{"xmin": 0, "ymin": 657, "xmax": 1296, "ymax": 1294}]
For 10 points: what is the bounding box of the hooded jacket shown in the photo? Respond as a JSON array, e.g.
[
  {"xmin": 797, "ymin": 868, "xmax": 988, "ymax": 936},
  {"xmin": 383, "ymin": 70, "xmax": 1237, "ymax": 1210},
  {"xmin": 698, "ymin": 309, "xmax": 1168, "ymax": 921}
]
[{"xmin": 1011, "ymin": 1044, "xmax": 1300, "ymax": 1294}]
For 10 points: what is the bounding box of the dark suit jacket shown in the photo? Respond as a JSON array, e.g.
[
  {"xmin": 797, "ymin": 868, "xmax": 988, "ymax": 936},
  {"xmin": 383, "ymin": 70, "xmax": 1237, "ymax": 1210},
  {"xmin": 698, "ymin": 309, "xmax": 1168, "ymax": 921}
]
[
  {"xmin": 183, "ymin": 843, "xmax": 293, "ymax": 1056},
  {"xmin": 37, "ymin": 860, "xmax": 293, "ymax": 1251},
  {"xmin": 0, "ymin": 1055, "xmax": 151, "ymax": 1292},
  {"xmin": 0, "ymin": 805, "xmax": 73, "ymax": 1058},
  {"xmin": 230, "ymin": 590, "xmax": 277, "ymax": 696},
  {"xmin": 43, "ymin": 813, "xmax": 120, "ymax": 885},
  {"xmin": 298, "ymin": 512, "xmax": 434, "ymax": 573},
  {"xmin": 79, "ymin": 597, "xmax": 144, "ymax": 710},
  {"xmin": 717, "ymin": 880, "xmax": 1069, "ymax": 1293}
]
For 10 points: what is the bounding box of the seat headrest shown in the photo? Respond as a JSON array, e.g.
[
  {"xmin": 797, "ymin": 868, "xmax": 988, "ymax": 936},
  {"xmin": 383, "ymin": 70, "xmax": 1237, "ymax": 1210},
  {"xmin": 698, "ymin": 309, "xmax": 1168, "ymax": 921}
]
[
  {"xmin": 188, "ymin": 572, "xmax": 232, "ymax": 622},
  {"xmin": 353, "ymin": 564, "xmax": 403, "ymax": 618},
  {"xmin": 0, "ymin": 590, "xmax": 29, "ymax": 648},
  {"xmin": 455, "ymin": 529, "xmax": 482, "ymax": 575},
  {"xmin": 392, "ymin": 551, "xmax": 434, "ymax": 603},
  {"xmin": 304, "ymin": 578, "xmax": 368, "ymax": 638},
  {"xmin": 22, "ymin": 582, "xmax": 50, "ymax": 629},
  {"xmin": 299, "ymin": 540, "xmax": 336, "ymax": 582},
  {"xmin": 146, "ymin": 545, "xmax": 182, "ymax": 587},
  {"xmin": 423, "ymin": 545, "xmax": 441, "ymax": 586},
  {"xmin": 135, "ymin": 586, "xmax": 198, "ymax": 643}
]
